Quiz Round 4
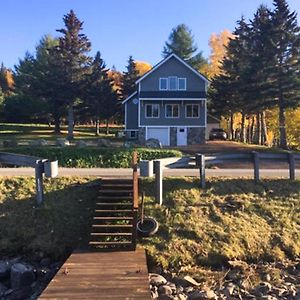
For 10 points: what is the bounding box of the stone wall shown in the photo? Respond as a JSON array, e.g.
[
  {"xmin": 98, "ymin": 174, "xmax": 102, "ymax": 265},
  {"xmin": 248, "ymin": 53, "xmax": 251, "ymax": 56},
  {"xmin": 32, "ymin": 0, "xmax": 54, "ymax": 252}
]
[
  {"xmin": 170, "ymin": 127, "xmax": 177, "ymax": 147},
  {"xmin": 187, "ymin": 127, "xmax": 205, "ymax": 144}
]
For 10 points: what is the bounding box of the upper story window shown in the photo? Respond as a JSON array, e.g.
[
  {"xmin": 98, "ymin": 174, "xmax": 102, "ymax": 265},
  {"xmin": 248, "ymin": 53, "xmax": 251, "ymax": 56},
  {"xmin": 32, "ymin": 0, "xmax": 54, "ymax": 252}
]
[
  {"xmin": 145, "ymin": 104, "xmax": 160, "ymax": 118},
  {"xmin": 178, "ymin": 78, "xmax": 187, "ymax": 90},
  {"xmin": 159, "ymin": 77, "xmax": 187, "ymax": 91},
  {"xmin": 186, "ymin": 104, "xmax": 200, "ymax": 118},
  {"xmin": 159, "ymin": 78, "xmax": 168, "ymax": 90},
  {"xmin": 165, "ymin": 104, "xmax": 179, "ymax": 118}
]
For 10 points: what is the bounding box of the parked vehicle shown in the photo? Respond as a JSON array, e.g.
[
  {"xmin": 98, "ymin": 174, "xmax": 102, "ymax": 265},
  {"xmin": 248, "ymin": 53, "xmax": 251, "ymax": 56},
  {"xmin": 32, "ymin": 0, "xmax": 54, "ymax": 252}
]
[{"xmin": 209, "ymin": 128, "xmax": 227, "ymax": 140}]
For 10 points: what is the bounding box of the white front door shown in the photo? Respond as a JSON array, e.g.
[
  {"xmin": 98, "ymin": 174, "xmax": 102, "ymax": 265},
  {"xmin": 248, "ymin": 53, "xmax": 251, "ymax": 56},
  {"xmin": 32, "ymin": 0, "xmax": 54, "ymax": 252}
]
[
  {"xmin": 177, "ymin": 127, "xmax": 187, "ymax": 146},
  {"xmin": 147, "ymin": 127, "xmax": 169, "ymax": 146}
]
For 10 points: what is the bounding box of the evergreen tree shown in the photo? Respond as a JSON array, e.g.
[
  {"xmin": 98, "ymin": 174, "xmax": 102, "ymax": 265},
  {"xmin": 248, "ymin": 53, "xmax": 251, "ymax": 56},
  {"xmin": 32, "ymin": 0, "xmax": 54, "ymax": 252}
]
[
  {"xmin": 85, "ymin": 51, "xmax": 117, "ymax": 135},
  {"xmin": 55, "ymin": 10, "xmax": 91, "ymax": 140},
  {"xmin": 121, "ymin": 56, "xmax": 139, "ymax": 100},
  {"xmin": 268, "ymin": 0, "xmax": 300, "ymax": 148},
  {"xmin": 162, "ymin": 24, "xmax": 208, "ymax": 70}
]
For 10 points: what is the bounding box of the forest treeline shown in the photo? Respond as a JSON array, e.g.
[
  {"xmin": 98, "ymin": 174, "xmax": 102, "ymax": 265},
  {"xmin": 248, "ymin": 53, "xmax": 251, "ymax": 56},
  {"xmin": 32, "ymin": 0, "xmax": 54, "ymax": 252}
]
[{"xmin": 0, "ymin": 0, "xmax": 299, "ymax": 148}]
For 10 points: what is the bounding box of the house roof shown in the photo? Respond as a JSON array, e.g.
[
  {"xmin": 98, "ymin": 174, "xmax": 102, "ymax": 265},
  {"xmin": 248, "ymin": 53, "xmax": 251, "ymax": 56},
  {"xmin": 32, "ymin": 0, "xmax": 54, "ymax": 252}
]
[
  {"xmin": 121, "ymin": 91, "xmax": 137, "ymax": 105},
  {"xmin": 135, "ymin": 53, "xmax": 210, "ymax": 84}
]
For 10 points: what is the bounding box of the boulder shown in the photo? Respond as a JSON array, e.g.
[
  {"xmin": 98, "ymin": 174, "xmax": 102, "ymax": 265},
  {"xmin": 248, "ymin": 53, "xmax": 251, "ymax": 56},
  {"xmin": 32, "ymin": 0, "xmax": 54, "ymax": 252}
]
[
  {"xmin": 75, "ymin": 140, "xmax": 87, "ymax": 148},
  {"xmin": 3, "ymin": 140, "xmax": 18, "ymax": 148},
  {"xmin": 145, "ymin": 138, "xmax": 162, "ymax": 149},
  {"xmin": 97, "ymin": 138, "xmax": 111, "ymax": 147},
  {"xmin": 149, "ymin": 273, "xmax": 168, "ymax": 286},
  {"xmin": 0, "ymin": 261, "xmax": 10, "ymax": 279},
  {"xmin": 40, "ymin": 257, "xmax": 51, "ymax": 268},
  {"xmin": 10, "ymin": 263, "xmax": 35, "ymax": 289},
  {"xmin": 29, "ymin": 139, "xmax": 47, "ymax": 146},
  {"xmin": 56, "ymin": 138, "xmax": 70, "ymax": 147},
  {"xmin": 158, "ymin": 285, "xmax": 173, "ymax": 296}
]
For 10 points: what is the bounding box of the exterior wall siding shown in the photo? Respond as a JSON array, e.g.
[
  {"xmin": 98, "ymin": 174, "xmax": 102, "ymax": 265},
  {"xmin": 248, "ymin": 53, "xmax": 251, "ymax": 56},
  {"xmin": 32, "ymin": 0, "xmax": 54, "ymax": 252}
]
[
  {"xmin": 138, "ymin": 127, "xmax": 146, "ymax": 145},
  {"xmin": 170, "ymin": 127, "xmax": 177, "ymax": 146},
  {"xmin": 139, "ymin": 100, "xmax": 205, "ymax": 126},
  {"xmin": 125, "ymin": 98, "xmax": 139, "ymax": 130},
  {"xmin": 187, "ymin": 127, "xmax": 205, "ymax": 144},
  {"xmin": 140, "ymin": 56, "xmax": 206, "ymax": 92}
]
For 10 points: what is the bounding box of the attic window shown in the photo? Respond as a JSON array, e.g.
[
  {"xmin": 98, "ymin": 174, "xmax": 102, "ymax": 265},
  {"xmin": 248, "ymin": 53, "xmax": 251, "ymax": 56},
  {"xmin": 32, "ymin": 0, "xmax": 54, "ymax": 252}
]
[
  {"xmin": 178, "ymin": 78, "xmax": 187, "ymax": 90},
  {"xmin": 159, "ymin": 78, "xmax": 168, "ymax": 90},
  {"xmin": 169, "ymin": 76, "xmax": 178, "ymax": 90}
]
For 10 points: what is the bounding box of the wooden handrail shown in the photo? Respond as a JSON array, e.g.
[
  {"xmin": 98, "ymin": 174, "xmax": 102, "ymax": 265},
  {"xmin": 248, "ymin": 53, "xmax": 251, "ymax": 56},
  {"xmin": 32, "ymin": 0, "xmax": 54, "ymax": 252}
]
[{"xmin": 132, "ymin": 151, "xmax": 139, "ymax": 210}]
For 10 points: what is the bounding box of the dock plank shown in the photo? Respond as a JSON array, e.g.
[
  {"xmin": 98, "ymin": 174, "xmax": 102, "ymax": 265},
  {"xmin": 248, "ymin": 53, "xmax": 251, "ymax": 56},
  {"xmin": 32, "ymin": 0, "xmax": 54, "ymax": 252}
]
[{"xmin": 40, "ymin": 249, "xmax": 150, "ymax": 299}]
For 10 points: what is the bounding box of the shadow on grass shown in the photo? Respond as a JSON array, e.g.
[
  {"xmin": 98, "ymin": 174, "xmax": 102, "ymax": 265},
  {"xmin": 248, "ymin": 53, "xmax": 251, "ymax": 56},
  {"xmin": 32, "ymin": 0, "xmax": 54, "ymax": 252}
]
[{"xmin": 0, "ymin": 178, "xmax": 99, "ymax": 260}]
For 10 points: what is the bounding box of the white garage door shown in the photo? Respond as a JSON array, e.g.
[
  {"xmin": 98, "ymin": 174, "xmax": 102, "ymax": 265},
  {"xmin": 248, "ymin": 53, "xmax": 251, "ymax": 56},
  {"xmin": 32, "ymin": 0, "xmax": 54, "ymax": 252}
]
[{"xmin": 147, "ymin": 127, "xmax": 169, "ymax": 146}]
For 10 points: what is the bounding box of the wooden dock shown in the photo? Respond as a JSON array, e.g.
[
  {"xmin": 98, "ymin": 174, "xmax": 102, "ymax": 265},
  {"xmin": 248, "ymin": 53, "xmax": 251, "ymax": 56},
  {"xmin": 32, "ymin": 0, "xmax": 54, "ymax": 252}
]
[{"xmin": 40, "ymin": 249, "xmax": 151, "ymax": 299}]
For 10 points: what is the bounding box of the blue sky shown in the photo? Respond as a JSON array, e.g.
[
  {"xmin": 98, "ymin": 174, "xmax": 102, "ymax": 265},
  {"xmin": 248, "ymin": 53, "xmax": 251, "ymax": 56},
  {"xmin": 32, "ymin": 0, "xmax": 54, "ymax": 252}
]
[{"xmin": 0, "ymin": 0, "xmax": 299, "ymax": 71}]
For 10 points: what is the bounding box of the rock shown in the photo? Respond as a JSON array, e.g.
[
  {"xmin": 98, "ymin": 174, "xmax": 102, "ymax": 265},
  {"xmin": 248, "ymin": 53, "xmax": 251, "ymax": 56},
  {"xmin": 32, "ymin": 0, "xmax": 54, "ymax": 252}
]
[
  {"xmin": 151, "ymin": 289, "xmax": 159, "ymax": 299},
  {"xmin": 10, "ymin": 263, "xmax": 35, "ymax": 289},
  {"xmin": 188, "ymin": 289, "xmax": 217, "ymax": 300},
  {"xmin": 254, "ymin": 282, "xmax": 272, "ymax": 296},
  {"xmin": 0, "ymin": 260, "xmax": 10, "ymax": 279},
  {"xmin": 183, "ymin": 275, "xmax": 200, "ymax": 286},
  {"xmin": 224, "ymin": 283, "xmax": 235, "ymax": 296},
  {"xmin": 3, "ymin": 140, "xmax": 18, "ymax": 147},
  {"xmin": 56, "ymin": 138, "xmax": 70, "ymax": 147},
  {"xmin": 98, "ymin": 138, "xmax": 111, "ymax": 147},
  {"xmin": 145, "ymin": 138, "xmax": 162, "ymax": 149},
  {"xmin": 75, "ymin": 140, "xmax": 87, "ymax": 148},
  {"xmin": 29, "ymin": 139, "xmax": 47, "ymax": 146},
  {"xmin": 263, "ymin": 274, "xmax": 271, "ymax": 282},
  {"xmin": 10, "ymin": 286, "xmax": 32, "ymax": 300},
  {"xmin": 158, "ymin": 285, "xmax": 173, "ymax": 296},
  {"xmin": 40, "ymin": 257, "xmax": 51, "ymax": 268},
  {"xmin": 0, "ymin": 282, "xmax": 8, "ymax": 296},
  {"xmin": 158, "ymin": 295, "xmax": 174, "ymax": 300},
  {"xmin": 178, "ymin": 293, "xmax": 188, "ymax": 300},
  {"xmin": 149, "ymin": 273, "xmax": 168, "ymax": 286}
]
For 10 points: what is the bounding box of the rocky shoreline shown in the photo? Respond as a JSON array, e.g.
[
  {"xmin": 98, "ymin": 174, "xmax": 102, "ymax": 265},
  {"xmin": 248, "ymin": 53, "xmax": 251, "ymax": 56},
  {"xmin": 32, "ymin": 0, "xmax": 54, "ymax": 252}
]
[
  {"xmin": 0, "ymin": 255, "xmax": 63, "ymax": 300},
  {"xmin": 149, "ymin": 259, "xmax": 300, "ymax": 300}
]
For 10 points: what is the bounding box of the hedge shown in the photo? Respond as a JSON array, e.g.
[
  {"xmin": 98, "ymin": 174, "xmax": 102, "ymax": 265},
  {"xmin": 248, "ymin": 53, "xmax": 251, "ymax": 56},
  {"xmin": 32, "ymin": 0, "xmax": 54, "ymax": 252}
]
[{"xmin": 2, "ymin": 147, "xmax": 182, "ymax": 168}]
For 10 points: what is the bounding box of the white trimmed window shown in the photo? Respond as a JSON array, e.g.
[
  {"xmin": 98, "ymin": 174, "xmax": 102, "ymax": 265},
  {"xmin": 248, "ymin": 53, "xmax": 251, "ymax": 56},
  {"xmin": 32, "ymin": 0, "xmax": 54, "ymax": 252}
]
[
  {"xmin": 165, "ymin": 104, "xmax": 179, "ymax": 118},
  {"xmin": 169, "ymin": 76, "xmax": 178, "ymax": 90},
  {"xmin": 145, "ymin": 104, "xmax": 160, "ymax": 118},
  {"xmin": 186, "ymin": 104, "xmax": 200, "ymax": 118},
  {"xmin": 159, "ymin": 78, "xmax": 168, "ymax": 90},
  {"xmin": 178, "ymin": 78, "xmax": 187, "ymax": 90}
]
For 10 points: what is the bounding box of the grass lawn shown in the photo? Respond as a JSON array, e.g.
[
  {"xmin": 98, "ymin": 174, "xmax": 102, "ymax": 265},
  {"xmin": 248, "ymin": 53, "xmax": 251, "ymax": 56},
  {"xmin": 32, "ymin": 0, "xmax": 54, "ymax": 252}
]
[
  {"xmin": 0, "ymin": 123, "xmax": 123, "ymax": 141},
  {"xmin": 0, "ymin": 176, "xmax": 299, "ymax": 278}
]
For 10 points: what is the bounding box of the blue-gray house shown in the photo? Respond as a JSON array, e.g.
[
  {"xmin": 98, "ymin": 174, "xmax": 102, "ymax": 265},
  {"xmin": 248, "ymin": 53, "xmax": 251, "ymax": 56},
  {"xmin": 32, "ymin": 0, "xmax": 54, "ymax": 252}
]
[{"xmin": 122, "ymin": 53, "xmax": 209, "ymax": 146}]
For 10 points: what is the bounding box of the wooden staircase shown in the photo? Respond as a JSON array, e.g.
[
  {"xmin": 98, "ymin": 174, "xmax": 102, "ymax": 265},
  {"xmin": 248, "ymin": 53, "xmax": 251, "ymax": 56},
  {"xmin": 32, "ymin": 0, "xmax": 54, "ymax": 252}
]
[{"xmin": 89, "ymin": 154, "xmax": 139, "ymax": 251}]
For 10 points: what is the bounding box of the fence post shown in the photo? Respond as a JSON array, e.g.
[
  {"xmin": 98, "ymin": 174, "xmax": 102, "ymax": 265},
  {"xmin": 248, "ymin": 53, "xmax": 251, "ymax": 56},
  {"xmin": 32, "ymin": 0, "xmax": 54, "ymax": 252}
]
[
  {"xmin": 252, "ymin": 152, "xmax": 260, "ymax": 182},
  {"xmin": 288, "ymin": 152, "xmax": 295, "ymax": 180},
  {"xmin": 154, "ymin": 160, "xmax": 163, "ymax": 205},
  {"xmin": 196, "ymin": 153, "xmax": 205, "ymax": 189},
  {"xmin": 35, "ymin": 160, "xmax": 44, "ymax": 204}
]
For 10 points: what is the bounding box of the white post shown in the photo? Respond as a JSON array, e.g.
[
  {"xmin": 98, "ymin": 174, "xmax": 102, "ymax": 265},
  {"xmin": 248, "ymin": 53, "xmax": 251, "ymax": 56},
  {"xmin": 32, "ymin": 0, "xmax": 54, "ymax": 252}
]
[{"xmin": 154, "ymin": 160, "xmax": 163, "ymax": 205}]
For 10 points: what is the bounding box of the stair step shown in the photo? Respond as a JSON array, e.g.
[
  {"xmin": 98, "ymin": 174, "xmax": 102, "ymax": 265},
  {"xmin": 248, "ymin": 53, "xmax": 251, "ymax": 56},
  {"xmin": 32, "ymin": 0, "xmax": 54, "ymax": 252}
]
[
  {"xmin": 90, "ymin": 232, "xmax": 132, "ymax": 236},
  {"xmin": 92, "ymin": 224, "xmax": 133, "ymax": 228},
  {"xmin": 99, "ymin": 190, "xmax": 132, "ymax": 194},
  {"xmin": 101, "ymin": 184, "xmax": 133, "ymax": 188},
  {"xmin": 89, "ymin": 241, "xmax": 132, "ymax": 246},
  {"xmin": 96, "ymin": 202, "xmax": 132, "ymax": 206},
  {"xmin": 93, "ymin": 216, "xmax": 133, "ymax": 220},
  {"xmin": 97, "ymin": 196, "xmax": 132, "ymax": 200},
  {"xmin": 95, "ymin": 209, "xmax": 133, "ymax": 213}
]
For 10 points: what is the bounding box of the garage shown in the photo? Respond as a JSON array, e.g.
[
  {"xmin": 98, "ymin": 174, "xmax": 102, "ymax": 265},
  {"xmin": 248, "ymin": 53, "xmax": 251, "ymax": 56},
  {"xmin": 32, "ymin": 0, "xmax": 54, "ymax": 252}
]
[{"xmin": 146, "ymin": 127, "xmax": 169, "ymax": 146}]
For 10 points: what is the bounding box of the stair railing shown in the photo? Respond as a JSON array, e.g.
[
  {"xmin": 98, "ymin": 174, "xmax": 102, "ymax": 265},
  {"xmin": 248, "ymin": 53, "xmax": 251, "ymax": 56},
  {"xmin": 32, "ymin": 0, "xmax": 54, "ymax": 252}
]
[{"xmin": 132, "ymin": 151, "xmax": 139, "ymax": 250}]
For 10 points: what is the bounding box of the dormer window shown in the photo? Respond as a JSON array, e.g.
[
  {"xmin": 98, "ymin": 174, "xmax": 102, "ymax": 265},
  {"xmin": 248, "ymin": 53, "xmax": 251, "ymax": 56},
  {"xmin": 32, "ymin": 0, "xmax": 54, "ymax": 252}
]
[
  {"xmin": 159, "ymin": 78, "xmax": 168, "ymax": 90},
  {"xmin": 159, "ymin": 77, "xmax": 187, "ymax": 91}
]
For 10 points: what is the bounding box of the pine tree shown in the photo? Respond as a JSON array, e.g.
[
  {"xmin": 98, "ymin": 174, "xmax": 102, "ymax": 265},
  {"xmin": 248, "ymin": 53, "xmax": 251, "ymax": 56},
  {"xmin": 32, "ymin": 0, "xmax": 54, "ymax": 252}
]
[
  {"xmin": 268, "ymin": 0, "xmax": 300, "ymax": 148},
  {"xmin": 85, "ymin": 51, "xmax": 117, "ymax": 135},
  {"xmin": 55, "ymin": 10, "xmax": 91, "ymax": 140},
  {"xmin": 121, "ymin": 56, "xmax": 139, "ymax": 100},
  {"xmin": 162, "ymin": 24, "xmax": 208, "ymax": 70}
]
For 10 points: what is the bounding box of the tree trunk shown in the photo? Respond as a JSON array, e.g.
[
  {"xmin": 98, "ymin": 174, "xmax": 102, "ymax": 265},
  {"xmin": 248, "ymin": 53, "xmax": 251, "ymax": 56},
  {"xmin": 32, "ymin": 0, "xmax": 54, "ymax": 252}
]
[
  {"xmin": 255, "ymin": 112, "xmax": 262, "ymax": 145},
  {"xmin": 241, "ymin": 112, "xmax": 246, "ymax": 143},
  {"xmin": 250, "ymin": 116, "xmax": 255, "ymax": 144},
  {"xmin": 54, "ymin": 116, "xmax": 61, "ymax": 134},
  {"xmin": 105, "ymin": 119, "xmax": 109, "ymax": 135},
  {"xmin": 279, "ymin": 100, "xmax": 288, "ymax": 149},
  {"xmin": 261, "ymin": 111, "xmax": 268, "ymax": 145},
  {"xmin": 67, "ymin": 105, "xmax": 74, "ymax": 140},
  {"xmin": 229, "ymin": 112, "xmax": 234, "ymax": 140},
  {"xmin": 95, "ymin": 118, "xmax": 100, "ymax": 136}
]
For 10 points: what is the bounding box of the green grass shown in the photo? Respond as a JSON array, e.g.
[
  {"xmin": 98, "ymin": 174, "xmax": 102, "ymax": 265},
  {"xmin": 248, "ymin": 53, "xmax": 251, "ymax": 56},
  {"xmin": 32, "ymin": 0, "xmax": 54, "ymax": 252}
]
[
  {"xmin": 0, "ymin": 176, "xmax": 299, "ymax": 278},
  {"xmin": 140, "ymin": 177, "xmax": 300, "ymax": 274},
  {"xmin": 0, "ymin": 123, "xmax": 123, "ymax": 140},
  {"xmin": 1, "ymin": 147, "xmax": 182, "ymax": 168}
]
